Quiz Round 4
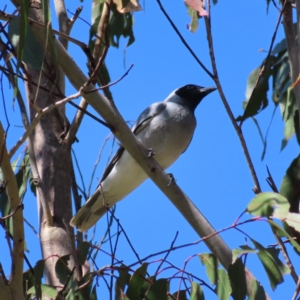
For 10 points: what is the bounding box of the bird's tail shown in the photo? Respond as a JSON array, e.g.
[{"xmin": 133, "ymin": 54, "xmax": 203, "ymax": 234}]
[{"xmin": 70, "ymin": 190, "xmax": 111, "ymax": 232}]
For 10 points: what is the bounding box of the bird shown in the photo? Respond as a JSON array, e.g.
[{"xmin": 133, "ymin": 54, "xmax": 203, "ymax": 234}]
[{"xmin": 70, "ymin": 84, "xmax": 216, "ymax": 231}]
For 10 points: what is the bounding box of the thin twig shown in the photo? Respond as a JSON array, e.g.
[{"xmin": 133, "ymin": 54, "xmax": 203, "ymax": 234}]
[
  {"xmin": 66, "ymin": 2, "xmax": 111, "ymax": 144},
  {"xmin": 70, "ymin": 6, "xmax": 83, "ymax": 25},
  {"xmin": 204, "ymin": 10, "xmax": 261, "ymax": 192},
  {"xmin": 265, "ymin": 168, "xmax": 298, "ymax": 283},
  {"xmin": 155, "ymin": 231, "xmax": 178, "ymax": 275},
  {"xmin": 292, "ymin": 277, "xmax": 300, "ymax": 300},
  {"xmin": 272, "ymin": 226, "xmax": 298, "ymax": 283},
  {"xmin": 8, "ymin": 90, "xmax": 83, "ymax": 159},
  {"xmin": 24, "ymin": 218, "xmax": 40, "ymax": 239},
  {"xmin": 0, "ymin": 10, "xmax": 88, "ymax": 49},
  {"xmin": 0, "ymin": 204, "xmax": 23, "ymax": 221},
  {"xmin": 87, "ymin": 133, "xmax": 113, "ymax": 198},
  {"xmin": 86, "ymin": 64, "xmax": 134, "ymax": 94},
  {"xmin": 156, "ymin": 0, "xmax": 214, "ymax": 80},
  {"xmin": 271, "ymin": 0, "xmax": 282, "ymax": 12},
  {"xmin": 109, "ymin": 210, "xmax": 143, "ymax": 265},
  {"xmin": 0, "ymin": 263, "xmax": 8, "ymax": 284},
  {"xmin": 266, "ymin": 166, "xmax": 279, "ymax": 193},
  {"xmin": 71, "ymin": 148, "xmax": 87, "ymax": 200}
]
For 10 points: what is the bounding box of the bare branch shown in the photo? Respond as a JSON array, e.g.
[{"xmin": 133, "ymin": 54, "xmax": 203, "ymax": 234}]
[
  {"xmin": 292, "ymin": 277, "xmax": 300, "ymax": 300},
  {"xmin": 204, "ymin": 11, "xmax": 261, "ymax": 193},
  {"xmin": 8, "ymin": 90, "xmax": 82, "ymax": 159},
  {"xmin": 284, "ymin": 1, "xmax": 300, "ymax": 132},
  {"xmin": 0, "ymin": 123, "xmax": 25, "ymax": 300},
  {"xmin": 0, "ymin": 275, "xmax": 12, "ymax": 300},
  {"xmin": 86, "ymin": 64, "xmax": 134, "ymax": 94},
  {"xmin": 66, "ymin": 2, "xmax": 111, "ymax": 144},
  {"xmin": 0, "ymin": 203, "xmax": 23, "ymax": 221},
  {"xmin": 156, "ymin": 0, "xmax": 214, "ymax": 80}
]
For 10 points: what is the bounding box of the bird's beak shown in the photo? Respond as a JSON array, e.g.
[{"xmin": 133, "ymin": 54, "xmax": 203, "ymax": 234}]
[{"xmin": 200, "ymin": 87, "xmax": 217, "ymax": 96}]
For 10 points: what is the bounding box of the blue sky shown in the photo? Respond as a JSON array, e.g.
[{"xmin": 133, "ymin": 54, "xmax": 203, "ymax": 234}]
[{"xmin": 1, "ymin": 0, "xmax": 299, "ymax": 299}]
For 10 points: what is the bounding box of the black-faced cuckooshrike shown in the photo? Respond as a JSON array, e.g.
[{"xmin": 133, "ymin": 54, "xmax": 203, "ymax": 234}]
[{"xmin": 70, "ymin": 84, "xmax": 216, "ymax": 231}]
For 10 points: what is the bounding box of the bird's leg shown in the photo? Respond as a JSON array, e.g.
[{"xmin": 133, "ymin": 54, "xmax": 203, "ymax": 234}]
[
  {"xmin": 147, "ymin": 148, "xmax": 156, "ymax": 157},
  {"xmin": 167, "ymin": 173, "xmax": 176, "ymax": 186}
]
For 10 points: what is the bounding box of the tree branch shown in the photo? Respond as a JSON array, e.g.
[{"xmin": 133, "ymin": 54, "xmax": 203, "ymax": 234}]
[
  {"xmin": 204, "ymin": 12, "xmax": 261, "ymax": 193},
  {"xmin": 0, "ymin": 123, "xmax": 25, "ymax": 300},
  {"xmin": 284, "ymin": 2, "xmax": 300, "ymax": 132},
  {"xmin": 156, "ymin": 0, "xmax": 214, "ymax": 80},
  {"xmin": 7, "ymin": 1, "xmax": 233, "ymax": 269},
  {"xmin": 66, "ymin": 1, "xmax": 111, "ymax": 144},
  {"xmin": 8, "ymin": 90, "xmax": 82, "ymax": 159}
]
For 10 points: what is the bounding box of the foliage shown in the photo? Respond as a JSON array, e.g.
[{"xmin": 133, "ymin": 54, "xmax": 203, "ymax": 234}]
[{"xmin": 1, "ymin": 0, "xmax": 300, "ymax": 299}]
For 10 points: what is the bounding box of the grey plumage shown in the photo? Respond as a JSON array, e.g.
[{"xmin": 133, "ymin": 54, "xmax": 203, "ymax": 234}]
[{"xmin": 70, "ymin": 84, "xmax": 216, "ymax": 231}]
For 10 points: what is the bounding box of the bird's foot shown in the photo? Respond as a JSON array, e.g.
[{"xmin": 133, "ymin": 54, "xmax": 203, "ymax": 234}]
[
  {"xmin": 167, "ymin": 173, "xmax": 176, "ymax": 186},
  {"xmin": 147, "ymin": 148, "xmax": 156, "ymax": 157}
]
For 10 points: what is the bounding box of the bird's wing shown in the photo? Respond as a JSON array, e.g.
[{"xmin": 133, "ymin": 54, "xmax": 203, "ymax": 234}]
[
  {"xmin": 100, "ymin": 102, "xmax": 167, "ymax": 183},
  {"xmin": 131, "ymin": 102, "xmax": 166, "ymax": 135}
]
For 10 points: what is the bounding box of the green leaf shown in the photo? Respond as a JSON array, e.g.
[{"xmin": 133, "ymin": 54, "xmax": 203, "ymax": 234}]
[
  {"xmin": 0, "ymin": 151, "xmax": 31, "ymax": 236},
  {"xmin": 99, "ymin": 62, "xmax": 111, "ymax": 85},
  {"xmin": 272, "ymin": 54, "xmax": 290, "ymax": 105},
  {"xmin": 65, "ymin": 274, "xmax": 79, "ymax": 300},
  {"xmin": 42, "ymin": 0, "xmax": 57, "ymax": 65},
  {"xmin": 190, "ymin": 282, "xmax": 204, "ymax": 300},
  {"xmin": 237, "ymin": 58, "xmax": 274, "ymax": 121},
  {"xmin": 265, "ymin": 248, "xmax": 290, "ymax": 276},
  {"xmin": 267, "ymin": 219, "xmax": 300, "ymax": 252},
  {"xmin": 115, "ymin": 265, "xmax": 131, "ymax": 299},
  {"xmin": 186, "ymin": 6, "xmax": 199, "ymax": 33},
  {"xmin": 15, "ymin": 151, "xmax": 31, "ymax": 199},
  {"xmin": 92, "ymin": 1, "xmax": 106, "ymax": 24},
  {"xmin": 199, "ymin": 253, "xmax": 219, "ymax": 285},
  {"xmin": 34, "ymin": 260, "xmax": 45, "ymax": 299},
  {"xmin": 27, "ymin": 284, "xmax": 58, "ymax": 298},
  {"xmin": 246, "ymin": 277, "xmax": 266, "ymax": 300},
  {"xmin": 90, "ymin": 284, "xmax": 98, "ymax": 300},
  {"xmin": 280, "ymin": 154, "xmax": 300, "ymax": 212},
  {"xmin": 145, "ymin": 278, "xmax": 169, "ymax": 300},
  {"xmin": 246, "ymin": 192, "xmax": 289, "ymax": 218},
  {"xmin": 228, "ymin": 258, "xmax": 247, "ymax": 300},
  {"xmin": 23, "ymin": 269, "xmax": 35, "ymax": 296},
  {"xmin": 109, "ymin": 5, "xmax": 135, "ymax": 48},
  {"xmin": 8, "ymin": 17, "xmax": 44, "ymax": 70},
  {"xmin": 272, "ymin": 38, "xmax": 287, "ymax": 55},
  {"xmin": 281, "ymin": 87, "xmax": 297, "ymax": 151},
  {"xmin": 251, "ymin": 239, "xmax": 283, "ymax": 290},
  {"xmin": 141, "ymin": 275, "xmax": 155, "ymax": 298},
  {"xmin": 126, "ymin": 263, "xmax": 148, "ymax": 299},
  {"xmin": 232, "ymin": 246, "xmax": 257, "ymax": 264},
  {"xmin": 17, "ymin": 0, "xmax": 30, "ymax": 82},
  {"xmin": 294, "ymin": 110, "xmax": 300, "ymax": 146},
  {"xmin": 78, "ymin": 273, "xmax": 95, "ymax": 299},
  {"xmin": 215, "ymin": 269, "xmax": 231, "ymax": 300},
  {"xmin": 55, "ymin": 254, "xmax": 72, "ymax": 284},
  {"xmin": 171, "ymin": 290, "xmax": 187, "ymax": 300},
  {"xmin": 78, "ymin": 241, "xmax": 90, "ymax": 265},
  {"xmin": 285, "ymin": 212, "xmax": 300, "ymax": 233}
]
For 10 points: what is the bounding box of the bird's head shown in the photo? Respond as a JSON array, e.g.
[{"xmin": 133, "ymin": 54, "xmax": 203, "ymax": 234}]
[{"xmin": 169, "ymin": 84, "xmax": 216, "ymax": 112}]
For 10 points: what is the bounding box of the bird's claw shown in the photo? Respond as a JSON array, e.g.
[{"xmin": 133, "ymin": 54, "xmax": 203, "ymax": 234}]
[
  {"xmin": 147, "ymin": 148, "xmax": 156, "ymax": 157},
  {"xmin": 167, "ymin": 173, "xmax": 176, "ymax": 186}
]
